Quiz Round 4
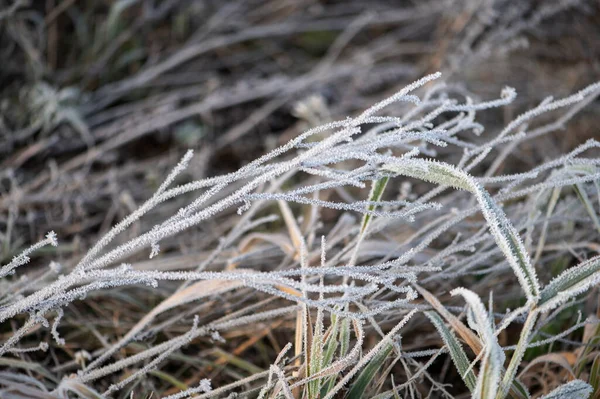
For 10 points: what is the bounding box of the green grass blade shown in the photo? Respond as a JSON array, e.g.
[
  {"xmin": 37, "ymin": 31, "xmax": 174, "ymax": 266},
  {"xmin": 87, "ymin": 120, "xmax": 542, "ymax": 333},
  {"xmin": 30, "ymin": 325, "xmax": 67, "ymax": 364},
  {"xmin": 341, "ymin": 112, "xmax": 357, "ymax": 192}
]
[
  {"xmin": 322, "ymin": 322, "xmax": 339, "ymax": 367},
  {"xmin": 361, "ymin": 176, "xmax": 390, "ymax": 234},
  {"xmin": 212, "ymin": 348, "xmax": 264, "ymax": 375},
  {"xmin": 425, "ymin": 311, "xmax": 476, "ymax": 392},
  {"xmin": 577, "ymin": 333, "xmax": 600, "ymax": 377},
  {"xmin": 148, "ymin": 370, "xmax": 188, "ymax": 390},
  {"xmin": 451, "ymin": 288, "xmax": 504, "ymax": 399},
  {"xmin": 512, "ymin": 380, "xmax": 532, "ymax": 399},
  {"xmin": 539, "ymin": 380, "xmax": 593, "ymax": 399},
  {"xmin": 320, "ymin": 315, "xmax": 341, "ymax": 397},
  {"xmin": 348, "ymin": 176, "xmax": 390, "ymax": 267},
  {"xmin": 340, "ymin": 312, "xmax": 351, "ymax": 358},
  {"xmin": 384, "ymin": 160, "xmax": 540, "ymax": 302},
  {"xmin": 539, "ymin": 254, "xmax": 600, "ymax": 311},
  {"xmin": 345, "ymin": 342, "xmax": 393, "ymax": 399},
  {"xmin": 308, "ymin": 306, "xmax": 325, "ymax": 398}
]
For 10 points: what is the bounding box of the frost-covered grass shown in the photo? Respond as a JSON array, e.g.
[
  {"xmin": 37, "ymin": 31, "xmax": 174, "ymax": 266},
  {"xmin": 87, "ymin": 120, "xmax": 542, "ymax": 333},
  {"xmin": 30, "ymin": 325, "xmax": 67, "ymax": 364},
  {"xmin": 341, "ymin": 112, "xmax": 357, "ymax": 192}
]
[
  {"xmin": 2, "ymin": 1, "xmax": 600, "ymax": 398},
  {"xmin": 2, "ymin": 71, "xmax": 600, "ymax": 398}
]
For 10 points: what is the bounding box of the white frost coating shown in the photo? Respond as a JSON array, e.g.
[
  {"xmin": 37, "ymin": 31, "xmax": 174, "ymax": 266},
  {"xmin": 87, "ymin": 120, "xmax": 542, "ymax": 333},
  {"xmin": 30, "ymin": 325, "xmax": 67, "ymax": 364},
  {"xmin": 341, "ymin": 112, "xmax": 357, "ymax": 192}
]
[
  {"xmin": 3, "ymin": 74, "xmax": 600, "ymax": 397},
  {"xmin": 149, "ymin": 242, "xmax": 160, "ymax": 259},
  {"xmin": 540, "ymin": 380, "xmax": 593, "ymax": 399},
  {"xmin": 538, "ymin": 254, "xmax": 600, "ymax": 312},
  {"xmin": 451, "ymin": 288, "xmax": 504, "ymax": 399},
  {"xmin": 384, "ymin": 159, "xmax": 541, "ymax": 302},
  {"xmin": 0, "ymin": 231, "xmax": 60, "ymax": 278}
]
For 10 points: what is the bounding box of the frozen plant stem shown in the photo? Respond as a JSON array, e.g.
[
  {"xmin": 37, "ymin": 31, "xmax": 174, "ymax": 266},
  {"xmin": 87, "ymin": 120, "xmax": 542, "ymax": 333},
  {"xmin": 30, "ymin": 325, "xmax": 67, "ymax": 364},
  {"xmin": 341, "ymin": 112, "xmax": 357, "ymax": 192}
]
[{"xmin": 497, "ymin": 306, "xmax": 538, "ymax": 399}]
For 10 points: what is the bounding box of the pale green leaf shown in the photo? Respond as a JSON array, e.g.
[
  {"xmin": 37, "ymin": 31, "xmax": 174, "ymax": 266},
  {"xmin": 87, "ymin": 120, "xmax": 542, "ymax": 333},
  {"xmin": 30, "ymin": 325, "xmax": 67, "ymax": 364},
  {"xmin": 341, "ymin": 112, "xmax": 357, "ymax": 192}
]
[
  {"xmin": 361, "ymin": 177, "xmax": 390, "ymax": 234},
  {"xmin": 540, "ymin": 380, "xmax": 593, "ymax": 399},
  {"xmin": 346, "ymin": 343, "xmax": 393, "ymax": 399},
  {"xmin": 539, "ymin": 255, "xmax": 600, "ymax": 312},
  {"xmin": 385, "ymin": 160, "xmax": 540, "ymax": 302},
  {"xmin": 451, "ymin": 288, "xmax": 504, "ymax": 399},
  {"xmin": 425, "ymin": 311, "xmax": 476, "ymax": 392}
]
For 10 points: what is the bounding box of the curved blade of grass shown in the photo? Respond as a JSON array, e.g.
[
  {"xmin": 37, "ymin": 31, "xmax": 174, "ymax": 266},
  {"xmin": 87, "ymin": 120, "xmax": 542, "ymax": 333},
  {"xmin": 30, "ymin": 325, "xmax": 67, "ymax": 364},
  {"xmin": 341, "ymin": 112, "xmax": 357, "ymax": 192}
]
[
  {"xmin": 519, "ymin": 353, "xmax": 575, "ymax": 379},
  {"xmin": 425, "ymin": 311, "xmax": 476, "ymax": 392},
  {"xmin": 385, "ymin": 160, "xmax": 540, "ymax": 302},
  {"xmin": 539, "ymin": 380, "xmax": 593, "ymax": 399},
  {"xmin": 538, "ymin": 254, "xmax": 600, "ymax": 312},
  {"xmin": 414, "ymin": 284, "xmax": 482, "ymax": 352},
  {"xmin": 346, "ymin": 342, "xmax": 393, "ymax": 399},
  {"xmin": 415, "ymin": 284, "xmax": 529, "ymax": 399},
  {"xmin": 451, "ymin": 288, "xmax": 504, "ymax": 399}
]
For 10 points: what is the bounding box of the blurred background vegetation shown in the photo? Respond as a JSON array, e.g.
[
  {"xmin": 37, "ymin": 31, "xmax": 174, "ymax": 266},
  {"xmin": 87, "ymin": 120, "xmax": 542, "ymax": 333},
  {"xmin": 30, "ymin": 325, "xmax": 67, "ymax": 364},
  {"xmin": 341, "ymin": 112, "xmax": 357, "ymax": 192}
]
[{"xmin": 1, "ymin": 0, "xmax": 598, "ymax": 250}]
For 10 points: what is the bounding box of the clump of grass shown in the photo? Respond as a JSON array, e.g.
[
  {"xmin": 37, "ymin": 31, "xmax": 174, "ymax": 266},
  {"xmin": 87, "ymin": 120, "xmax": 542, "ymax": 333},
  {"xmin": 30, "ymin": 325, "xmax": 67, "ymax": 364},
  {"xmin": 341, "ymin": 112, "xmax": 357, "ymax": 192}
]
[{"xmin": 1, "ymin": 69, "xmax": 600, "ymax": 399}]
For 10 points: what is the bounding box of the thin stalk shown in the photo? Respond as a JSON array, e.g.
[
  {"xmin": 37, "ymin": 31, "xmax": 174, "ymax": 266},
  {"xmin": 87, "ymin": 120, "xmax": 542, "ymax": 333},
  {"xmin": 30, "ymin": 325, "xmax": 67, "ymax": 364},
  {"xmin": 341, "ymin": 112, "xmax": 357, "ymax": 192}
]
[{"xmin": 497, "ymin": 308, "xmax": 538, "ymax": 399}]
